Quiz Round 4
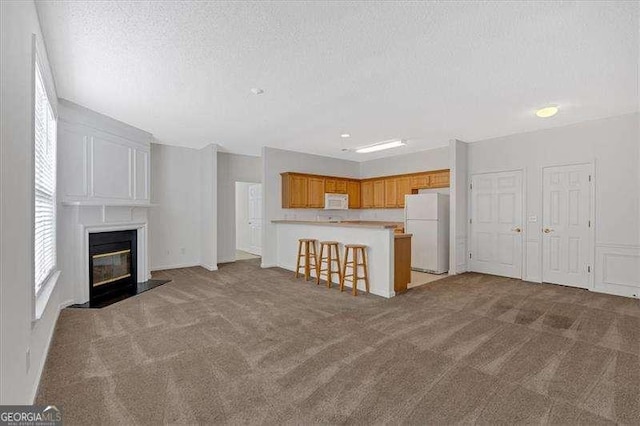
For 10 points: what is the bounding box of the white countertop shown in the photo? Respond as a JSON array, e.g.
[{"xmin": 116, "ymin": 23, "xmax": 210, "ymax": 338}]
[{"xmin": 271, "ymin": 220, "xmax": 403, "ymax": 229}]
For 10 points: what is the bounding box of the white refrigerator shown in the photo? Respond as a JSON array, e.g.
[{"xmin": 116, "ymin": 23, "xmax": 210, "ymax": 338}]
[{"xmin": 404, "ymin": 193, "xmax": 450, "ymax": 274}]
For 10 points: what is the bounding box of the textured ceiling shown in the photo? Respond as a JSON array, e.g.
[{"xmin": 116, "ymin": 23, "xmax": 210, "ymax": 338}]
[{"xmin": 36, "ymin": 1, "xmax": 639, "ymax": 160}]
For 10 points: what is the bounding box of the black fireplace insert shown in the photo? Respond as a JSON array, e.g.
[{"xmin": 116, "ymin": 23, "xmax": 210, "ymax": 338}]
[{"xmin": 89, "ymin": 230, "xmax": 137, "ymax": 303}]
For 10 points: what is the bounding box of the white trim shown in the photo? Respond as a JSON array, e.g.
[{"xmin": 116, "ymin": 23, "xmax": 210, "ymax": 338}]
[
  {"xmin": 150, "ymin": 262, "xmax": 200, "ymax": 272},
  {"xmin": 32, "ymin": 270, "xmax": 60, "ymax": 323}
]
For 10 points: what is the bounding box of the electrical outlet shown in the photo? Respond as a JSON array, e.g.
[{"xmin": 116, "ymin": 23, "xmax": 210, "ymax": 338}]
[{"xmin": 26, "ymin": 348, "xmax": 31, "ymax": 373}]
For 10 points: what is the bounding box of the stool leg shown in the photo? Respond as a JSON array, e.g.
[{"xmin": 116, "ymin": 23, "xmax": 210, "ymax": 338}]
[
  {"xmin": 362, "ymin": 248, "xmax": 370, "ymax": 294},
  {"xmin": 316, "ymin": 244, "xmax": 324, "ymax": 285},
  {"xmin": 352, "ymin": 248, "xmax": 358, "ymax": 296},
  {"xmin": 327, "ymin": 247, "xmax": 332, "ymax": 288},
  {"xmin": 304, "ymin": 241, "xmax": 311, "ymax": 281},
  {"xmin": 295, "ymin": 241, "xmax": 302, "ymax": 278},
  {"xmin": 310, "ymin": 241, "xmax": 318, "ymax": 280},
  {"xmin": 340, "ymin": 247, "xmax": 348, "ymax": 292},
  {"xmin": 335, "ymin": 245, "xmax": 343, "ymax": 284}
]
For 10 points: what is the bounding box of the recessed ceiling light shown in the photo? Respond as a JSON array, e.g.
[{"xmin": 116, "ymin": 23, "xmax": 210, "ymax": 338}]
[
  {"xmin": 251, "ymin": 88, "xmax": 264, "ymax": 95},
  {"xmin": 536, "ymin": 106, "xmax": 558, "ymax": 118},
  {"xmin": 356, "ymin": 139, "xmax": 406, "ymax": 154},
  {"xmin": 340, "ymin": 133, "xmax": 351, "ymax": 138}
]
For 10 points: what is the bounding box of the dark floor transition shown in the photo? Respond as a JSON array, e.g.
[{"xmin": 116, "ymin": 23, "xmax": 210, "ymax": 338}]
[{"xmin": 37, "ymin": 259, "xmax": 640, "ymax": 424}]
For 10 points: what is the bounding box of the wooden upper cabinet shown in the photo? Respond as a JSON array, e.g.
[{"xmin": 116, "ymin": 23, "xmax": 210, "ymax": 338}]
[
  {"xmin": 335, "ymin": 179, "xmax": 347, "ymax": 194},
  {"xmin": 347, "ymin": 180, "xmax": 361, "ymax": 209},
  {"xmin": 396, "ymin": 176, "xmax": 411, "ymax": 207},
  {"xmin": 411, "ymin": 173, "xmax": 430, "ymax": 189},
  {"xmin": 282, "ymin": 173, "xmax": 308, "ymax": 208},
  {"xmin": 361, "ymin": 181, "xmax": 374, "ymax": 208},
  {"xmin": 429, "ymin": 170, "xmax": 450, "ymax": 188},
  {"xmin": 282, "ymin": 169, "xmax": 449, "ymax": 208},
  {"xmin": 308, "ymin": 177, "xmax": 325, "ymax": 208},
  {"xmin": 384, "ymin": 178, "xmax": 397, "ymax": 208},
  {"xmin": 373, "ymin": 180, "xmax": 385, "ymax": 208}
]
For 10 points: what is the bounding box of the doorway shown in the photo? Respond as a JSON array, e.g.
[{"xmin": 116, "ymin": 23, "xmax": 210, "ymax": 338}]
[
  {"xmin": 542, "ymin": 163, "xmax": 593, "ymax": 289},
  {"xmin": 469, "ymin": 170, "xmax": 524, "ymax": 279},
  {"xmin": 235, "ymin": 182, "xmax": 262, "ymax": 260}
]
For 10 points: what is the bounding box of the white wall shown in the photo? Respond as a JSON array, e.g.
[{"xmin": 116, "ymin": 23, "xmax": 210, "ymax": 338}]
[
  {"xmin": 149, "ymin": 144, "xmax": 203, "ymax": 270},
  {"xmin": 467, "ymin": 113, "xmax": 640, "ymax": 297},
  {"xmin": 449, "ymin": 139, "xmax": 468, "ymax": 274},
  {"xmin": 261, "ymin": 147, "xmax": 361, "ymax": 267},
  {"xmin": 149, "ymin": 143, "xmax": 218, "ymax": 271},
  {"xmin": 217, "ymin": 153, "xmax": 261, "ymax": 263},
  {"xmin": 358, "ymin": 146, "xmax": 450, "ymax": 221},
  {"xmin": 235, "ymin": 182, "xmax": 252, "ymax": 253},
  {"xmin": 0, "ymin": 0, "xmax": 63, "ymax": 403},
  {"xmin": 199, "ymin": 144, "xmax": 218, "ymax": 270}
]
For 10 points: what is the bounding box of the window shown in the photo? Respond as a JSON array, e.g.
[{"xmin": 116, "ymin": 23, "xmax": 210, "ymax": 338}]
[{"xmin": 34, "ymin": 59, "xmax": 57, "ymax": 294}]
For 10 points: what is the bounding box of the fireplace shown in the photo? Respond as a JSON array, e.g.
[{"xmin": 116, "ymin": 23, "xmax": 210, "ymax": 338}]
[{"xmin": 89, "ymin": 230, "xmax": 137, "ymax": 302}]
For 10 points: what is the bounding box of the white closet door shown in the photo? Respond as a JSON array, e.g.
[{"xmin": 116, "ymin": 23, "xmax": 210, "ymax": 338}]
[
  {"xmin": 469, "ymin": 170, "xmax": 523, "ymax": 279},
  {"xmin": 542, "ymin": 164, "xmax": 592, "ymax": 288},
  {"xmin": 248, "ymin": 183, "xmax": 262, "ymax": 256}
]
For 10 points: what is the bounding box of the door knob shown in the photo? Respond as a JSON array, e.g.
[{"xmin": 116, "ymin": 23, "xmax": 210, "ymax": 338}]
[
  {"xmin": 512, "ymin": 227, "xmax": 522, "ymax": 233},
  {"xmin": 543, "ymin": 227, "xmax": 553, "ymax": 233}
]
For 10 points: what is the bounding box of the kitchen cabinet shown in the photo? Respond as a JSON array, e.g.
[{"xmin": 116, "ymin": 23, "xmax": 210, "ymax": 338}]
[
  {"xmin": 281, "ymin": 173, "xmax": 308, "ymax": 208},
  {"xmin": 373, "ymin": 180, "xmax": 385, "ymax": 208},
  {"xmin": 396, "ymin": 177, "xmax": 412, "ymax": 207},
  {"xmin": 308, "ymin": 177, "xmax": 325, "ymax": 208},
  {"xmin": 347, "ymin": 180, "xmax": 361, "ymax": 209},
  {"xmin": 281, "ymin": 169, "xmax": 449, "ymax": 209},
  {"xmin": 411, "ymin": 173, "xmax": 430, "ymax": 189},
  {"xmin": 384, "ymin": 178, "xmax": 397, "ymax": 208},
  {"xmin": 429, "ymin": 171, "xmax": 450, "ymax": 188},
  {"xmin": 361, "ymin": 181, "xmax": 374, "ymax": 208}
]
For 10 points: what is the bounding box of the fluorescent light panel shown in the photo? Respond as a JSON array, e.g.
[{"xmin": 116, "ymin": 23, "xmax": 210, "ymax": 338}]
[{"xmin": 356, "ymin": 139, "xmax": 406, "ymax": 153}]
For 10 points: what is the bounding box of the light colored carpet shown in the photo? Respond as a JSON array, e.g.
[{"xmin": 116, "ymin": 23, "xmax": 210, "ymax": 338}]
[{"xmin": 37, "ymin": 259, "xmax": 640, "ymax": 424}]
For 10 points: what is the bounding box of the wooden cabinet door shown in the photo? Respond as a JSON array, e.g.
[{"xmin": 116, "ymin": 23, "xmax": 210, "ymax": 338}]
[
  {"xmin": 411, "ymin": 173, "xmax": 430, "ymax": 189},
  {"xmin": 335, "ymin": 179, "xmax": 347, "ymax": 194},
  {"xmin": 325, "ymin": 179, "xmax": 337, "ymax": 193},
  {"xmin": 384, "ymin": 179, "xmax": 397, "ymax": 208},
  {"xmin": 347, "ymin": 180, "xmax": 360, "ymax": 209},
  {"xmin": 396, "ymin": 176, "xmax": 411, "ymax": 207},
  {"xmin": 429, "ymin": 171, "xmax": 450, "ymax": 188},
  {"xmin": 373, "ymin": 180, "xmax": 385, "ymax": 208},
  {"xmin": 361, "ymin": 181, "xmax": 374, "ymax": 208},
  {"xmin": 308, "ymin": 177, "xmax": 325, "ymax": 208},
  {"xmin": 289, "ymin": 175, "xmax": 308, "ymax": 208}
]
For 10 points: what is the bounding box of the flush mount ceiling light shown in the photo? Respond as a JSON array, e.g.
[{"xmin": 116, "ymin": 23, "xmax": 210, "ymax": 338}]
[
  {"xmin": 535, "ymin": 106, "xmax": 558, "ymax": 118},
  {"xmin": 340, "ymin": 133, "xmax": 351, "ymax": 138},
  {"xmin": 250, "ymin": 88, "xmax": 264, "ymax": 95},
  {"xmin": 356, "ymin": 139, "xmax": 406, "ymax": 154}
]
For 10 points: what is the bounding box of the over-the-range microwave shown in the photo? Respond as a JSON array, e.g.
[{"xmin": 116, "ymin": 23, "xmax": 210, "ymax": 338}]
[{"xmin": 324, "ymin": 193, "xmax": 349, "ymax": 210}]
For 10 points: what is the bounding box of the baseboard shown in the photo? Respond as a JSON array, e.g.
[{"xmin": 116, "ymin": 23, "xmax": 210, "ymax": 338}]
[
  {"xmin": 261, "ymin": 262, "xmax": 277, "ymax": 268},
  {"xmin": 199, "ymin": 263, "xmax": 218, "ymax": 271},
  {"xmin": 150, "ymin": 262, "xmax": 200, "ymax": 272},
  {"xmin": 217, "ymin": 257, "xmax": 236, "ymax": 264}
]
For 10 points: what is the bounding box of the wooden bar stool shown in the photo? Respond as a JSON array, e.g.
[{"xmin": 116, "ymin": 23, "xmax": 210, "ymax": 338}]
[
  {"xmin": 316, "ymin": 241, "xmax": 342, "ymax": 288},
  {"xmin": 341, "ymin": 244, "xmax": 370, "ymax": 296},
  {"xmin": 295, "ymin": 238, "xmax": 318, "ymax": 281}
]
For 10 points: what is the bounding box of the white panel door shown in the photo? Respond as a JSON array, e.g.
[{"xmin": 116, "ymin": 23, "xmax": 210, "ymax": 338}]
[
  {"xmin": 469, "ymin": 171, "xmax": 523, "ymax": 278},
  {"xmin": 248, "ymin": 183, "xmax": 262, "ymax": 256},
  {"xmin": 542, "ymin": 164, "xmax": 592, "ymax": 288}
]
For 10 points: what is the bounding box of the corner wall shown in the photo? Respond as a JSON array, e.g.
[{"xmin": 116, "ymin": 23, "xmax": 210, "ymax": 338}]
[{"xmin": 0, "ymin": 0, "xmax": 63, "ymax": 403}]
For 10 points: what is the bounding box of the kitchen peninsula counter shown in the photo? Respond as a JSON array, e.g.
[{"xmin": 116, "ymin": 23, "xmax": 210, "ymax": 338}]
[{"xmin": 272, "ymin": 220, "xmax": 410, "ymax": 297}]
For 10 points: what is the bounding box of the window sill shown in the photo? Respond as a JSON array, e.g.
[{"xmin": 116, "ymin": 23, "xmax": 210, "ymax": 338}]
[{"xmin": 33, "ymin": 270, "xmax": 60, "ymax": 324}]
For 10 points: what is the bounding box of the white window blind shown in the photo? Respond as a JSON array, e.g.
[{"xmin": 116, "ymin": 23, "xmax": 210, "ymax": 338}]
[{"xmin": 34, "ymin": 60, "xmax": 57, "ymax": 293}]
